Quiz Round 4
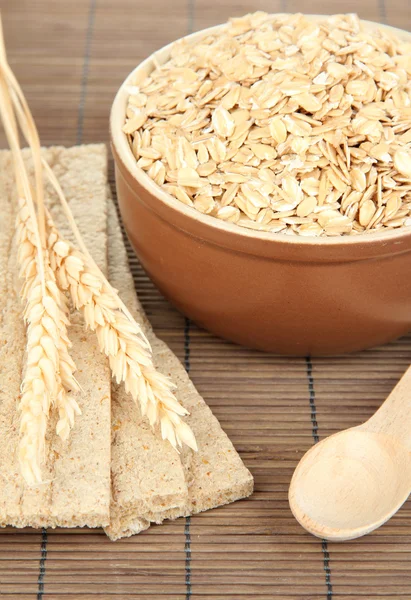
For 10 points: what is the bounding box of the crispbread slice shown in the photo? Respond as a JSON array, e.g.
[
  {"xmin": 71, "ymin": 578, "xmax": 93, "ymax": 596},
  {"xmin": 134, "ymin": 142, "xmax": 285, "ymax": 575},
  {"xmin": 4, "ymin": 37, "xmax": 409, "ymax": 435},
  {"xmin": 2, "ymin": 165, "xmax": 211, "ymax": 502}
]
[
  {"xmin": 105, "ymin": 196, "xmax": 253, "ymax": 541},
  {"xmin": 0, "ymin": 144, "xmax": 111, "ymax": 528},
  {"xmin": 105, "ymin": 194, "xmax": 188, "ymax": 541}
]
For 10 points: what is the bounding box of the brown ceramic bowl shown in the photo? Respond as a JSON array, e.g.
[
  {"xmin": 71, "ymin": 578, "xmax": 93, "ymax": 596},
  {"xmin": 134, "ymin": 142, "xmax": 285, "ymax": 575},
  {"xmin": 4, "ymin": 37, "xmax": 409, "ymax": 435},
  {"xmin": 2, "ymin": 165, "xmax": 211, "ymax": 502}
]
[{"xmin": 111, "ymin": 17, "xmax": 411, "ymax": 356}]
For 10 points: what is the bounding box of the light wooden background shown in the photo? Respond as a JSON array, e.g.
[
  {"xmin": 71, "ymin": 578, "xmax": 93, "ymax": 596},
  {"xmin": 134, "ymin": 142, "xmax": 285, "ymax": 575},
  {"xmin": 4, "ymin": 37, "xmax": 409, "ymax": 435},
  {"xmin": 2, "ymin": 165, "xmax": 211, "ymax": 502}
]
[{"xmin": 1, "ymin": 0, "xmax": 411, "ymax": 598}]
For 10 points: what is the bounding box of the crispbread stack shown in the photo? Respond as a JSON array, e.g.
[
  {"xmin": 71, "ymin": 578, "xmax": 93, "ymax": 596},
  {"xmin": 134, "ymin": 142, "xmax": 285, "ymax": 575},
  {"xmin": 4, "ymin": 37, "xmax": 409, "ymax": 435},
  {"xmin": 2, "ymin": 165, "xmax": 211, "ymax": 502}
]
[
  {"xmin": 0, "ymin": 143, "xmax": 253, "ymax": 536},
  {"xmin": 0, "ymin": 145, "xmax": 111, "ymax": 528},
  {"xmin": 106, "ymin": 196, "xmax": 253, "ymax": 541}
]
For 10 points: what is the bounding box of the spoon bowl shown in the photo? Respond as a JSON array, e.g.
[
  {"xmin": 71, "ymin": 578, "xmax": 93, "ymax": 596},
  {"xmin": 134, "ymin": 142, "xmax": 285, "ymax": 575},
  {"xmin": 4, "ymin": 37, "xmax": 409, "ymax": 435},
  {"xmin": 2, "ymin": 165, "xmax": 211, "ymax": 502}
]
[{"xmin": 289, "ymin": 428, "xmax": 411, "ymax": 541}]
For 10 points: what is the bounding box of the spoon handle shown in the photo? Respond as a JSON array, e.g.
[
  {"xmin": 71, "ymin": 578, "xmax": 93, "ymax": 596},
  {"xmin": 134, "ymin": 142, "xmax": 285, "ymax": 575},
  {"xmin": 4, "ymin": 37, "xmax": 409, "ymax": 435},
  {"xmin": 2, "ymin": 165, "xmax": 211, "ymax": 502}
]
[{"xmin": 365, "ymin": 364, "xmax": 411, "ymax": 449}]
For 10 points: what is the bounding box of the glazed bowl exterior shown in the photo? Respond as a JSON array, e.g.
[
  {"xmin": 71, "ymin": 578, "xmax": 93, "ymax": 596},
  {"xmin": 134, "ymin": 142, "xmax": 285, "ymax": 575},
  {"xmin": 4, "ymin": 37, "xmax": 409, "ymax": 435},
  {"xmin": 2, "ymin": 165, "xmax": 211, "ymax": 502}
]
[{"xmin": 111, "ymin": 17, "xmax": 411, "ymax": 356}]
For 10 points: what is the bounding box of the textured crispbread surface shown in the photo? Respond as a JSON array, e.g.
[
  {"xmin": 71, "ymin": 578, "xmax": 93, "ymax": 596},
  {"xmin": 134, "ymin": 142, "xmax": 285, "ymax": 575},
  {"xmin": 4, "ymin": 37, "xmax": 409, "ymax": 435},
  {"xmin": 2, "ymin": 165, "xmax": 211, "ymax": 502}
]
[
  {"xmin": 0, "ymin": 143, "xmax": 252, "ymax": 535},
  {"xmin": 0, "ymin": 145, "xmax": 111, "ymax": 528},
  {"xmin": 105, "ymin": 196, "xmax": 188, "ymax": 540},
  {"xmin": 105, "ymin": 197, "xmax": 253, "ymax": 541}
]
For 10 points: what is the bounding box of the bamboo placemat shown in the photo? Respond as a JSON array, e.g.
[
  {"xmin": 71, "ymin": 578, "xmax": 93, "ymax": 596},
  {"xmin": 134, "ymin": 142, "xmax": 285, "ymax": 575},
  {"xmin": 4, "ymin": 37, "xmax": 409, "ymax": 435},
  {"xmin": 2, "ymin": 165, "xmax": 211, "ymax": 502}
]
[{"xmin": 1, "ymin": 0, "xmax": 411, "ymax": 598}]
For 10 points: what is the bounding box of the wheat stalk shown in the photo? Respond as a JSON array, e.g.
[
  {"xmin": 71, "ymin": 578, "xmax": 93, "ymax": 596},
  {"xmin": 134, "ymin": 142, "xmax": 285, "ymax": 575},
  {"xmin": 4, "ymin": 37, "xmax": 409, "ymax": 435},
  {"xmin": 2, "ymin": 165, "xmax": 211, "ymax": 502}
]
[
  {"xmin": 0, "ymin": 17, "xmax": 46, "ymax": 241},
  {"xmin": 0, "ymin": 78, "xmax": 50, "ymax": 484},
  {"xmin": 0, "ymin": 23, "xmax": 80, "ymax": 484},
  {"xmin": 9, "ymin": 108, "xmax": 81, "ymax": 441}
]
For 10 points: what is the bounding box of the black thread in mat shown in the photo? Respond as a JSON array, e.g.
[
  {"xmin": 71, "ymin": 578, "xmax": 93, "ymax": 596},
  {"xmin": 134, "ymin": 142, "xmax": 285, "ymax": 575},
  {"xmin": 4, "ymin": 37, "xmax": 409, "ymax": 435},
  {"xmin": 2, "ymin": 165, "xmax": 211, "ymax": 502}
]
[
  {"xmin": 280, "ymin": 0, "xmax": 287, "ymax": 12},
  {"xmin": 322, "ymin": 539, "xmax": 333, "ymax": 597},
  {"xmin": 378, "ymin": 0, "xmax": 387, "ymax": 23},
  {"xmin": 37, "ymin": 528, "xmax": 48, "ymax": 600},
  {"xmin": 305, "ymin": 356, "xmax": 319, "ymax": 444},
  {"xmin": 305, "ymin": 357, "xmax": 333, "ymax": 599},
  {"xmin": 184, "ymin": 317, "xmax": 192, "ymax": 598},
  {"xmin": 187, "ymin": 0, "xmax": 195, "ymax": 34},
  {"xmin": 77, "ymin": 0, "xmax": 97, "ymax": 144},
  {"xmin": 185, "ymin": 515, "xmax": 193, "ymax": 598},
  {"xmin": 184, "ymin": 317, "xmax": 191, "ymax": 373}
]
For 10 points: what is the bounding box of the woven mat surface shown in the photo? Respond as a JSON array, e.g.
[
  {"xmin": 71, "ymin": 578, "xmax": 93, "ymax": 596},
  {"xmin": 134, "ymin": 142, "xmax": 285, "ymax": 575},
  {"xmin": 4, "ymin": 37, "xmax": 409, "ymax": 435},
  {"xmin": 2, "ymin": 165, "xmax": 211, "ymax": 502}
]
[{"xmin": 2, "ymin": 1, "xmax": 411, "ymax": 598}]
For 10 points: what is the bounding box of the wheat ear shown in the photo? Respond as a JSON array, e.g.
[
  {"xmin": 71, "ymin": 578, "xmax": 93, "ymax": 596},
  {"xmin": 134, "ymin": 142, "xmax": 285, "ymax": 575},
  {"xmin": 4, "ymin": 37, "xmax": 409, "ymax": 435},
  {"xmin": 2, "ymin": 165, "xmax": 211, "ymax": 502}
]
[
  {"xmin": 0, "ymin": 26, "xmax": 80, "ymax": 483},
  {"xmin": 9, "ymin": 90, "xmax": 81, "ymax": 439},
  {"xmin": 16, "ymin": 200, "xmax": 81, "ymax": 483},
  {"xmin": 44, "ymin": 165, "xmax": 197, "ymax": 452},
  {"xmin": 49, "ymin": 223, "xmax": 197, "ymax": 451},
  {"xmin": 19, "ymin": 215, "xmax": 81, "ymax": 444},
  {"xmin": 0, "ymin": 25, "xmax": 81, "ymax": 431}
]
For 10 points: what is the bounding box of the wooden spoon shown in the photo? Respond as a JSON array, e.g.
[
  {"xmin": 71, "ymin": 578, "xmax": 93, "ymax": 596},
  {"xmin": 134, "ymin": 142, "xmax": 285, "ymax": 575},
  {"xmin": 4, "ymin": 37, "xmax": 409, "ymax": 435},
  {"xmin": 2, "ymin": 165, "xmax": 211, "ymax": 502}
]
[{"xmin": 289, "ymin": 365, "xmax": 411, "ymax": 541}]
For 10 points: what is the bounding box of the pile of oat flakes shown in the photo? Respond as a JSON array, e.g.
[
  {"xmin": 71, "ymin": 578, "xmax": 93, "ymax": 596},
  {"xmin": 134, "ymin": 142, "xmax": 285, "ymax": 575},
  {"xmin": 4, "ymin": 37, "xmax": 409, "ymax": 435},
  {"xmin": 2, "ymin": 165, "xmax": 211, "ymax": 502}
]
[{"xmin": 123, "ymin": 12, "xmax": 411, "ymax": 237}]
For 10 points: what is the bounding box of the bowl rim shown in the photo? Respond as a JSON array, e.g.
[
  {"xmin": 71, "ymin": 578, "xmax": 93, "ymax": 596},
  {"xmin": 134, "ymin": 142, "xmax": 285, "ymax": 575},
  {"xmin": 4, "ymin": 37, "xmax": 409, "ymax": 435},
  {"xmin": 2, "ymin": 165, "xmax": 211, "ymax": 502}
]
[{"xmin": 110, "ymin": 15, "xmax": 411, "ymax": 254}]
